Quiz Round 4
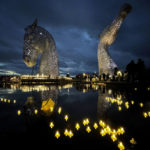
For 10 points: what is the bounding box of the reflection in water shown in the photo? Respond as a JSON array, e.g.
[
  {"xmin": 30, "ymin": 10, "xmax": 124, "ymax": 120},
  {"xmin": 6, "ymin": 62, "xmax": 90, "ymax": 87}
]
[{"xmin": 0, "ymin": 83, "xmax": 150, "ymax": 149}]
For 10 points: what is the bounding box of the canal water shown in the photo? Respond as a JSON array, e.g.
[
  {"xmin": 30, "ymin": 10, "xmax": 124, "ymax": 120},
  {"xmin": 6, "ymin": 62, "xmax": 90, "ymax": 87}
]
[{"xmin": 0, "ymin": 83, "xmax": 150, "ymax": 149}]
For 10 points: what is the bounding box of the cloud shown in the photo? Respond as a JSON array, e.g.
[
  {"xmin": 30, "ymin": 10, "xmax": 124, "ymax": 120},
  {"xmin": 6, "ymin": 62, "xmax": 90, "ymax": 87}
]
[{"xmin": 0, "ymin": 0, "xmax": 150, "ymax": 75}]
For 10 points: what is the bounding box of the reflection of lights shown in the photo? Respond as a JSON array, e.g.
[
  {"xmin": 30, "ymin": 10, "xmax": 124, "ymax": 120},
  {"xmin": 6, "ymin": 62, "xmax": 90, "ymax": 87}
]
[
  {"xmin": 17, "ymin": 110, "xmax": 21, "ymax": 116},
  {"xmin": 118, "ymin": 106, "xmax": 122, "ymax": 111},
  {"xmin": 58, "ymin": 107, "xmax": 62, "ymax": 114},
  {"xmin": 118, "ymin": 141, "xmax": 125, "ymax": 150},
  {"xmin": 75, "ymin": 123, "xmax": 80, "ymax": 130},
  {"xmin": 55, "ymin": 130, "xmax": 60, "ymax": 139},
  {"xmin": 93, "ymin": 123, "xmax": 98, "ymax": 129},
  {"xmin": 34, "ymin": 109, "xmax": 38, "ymax": 115},
  {"xmin": 108, "ymin": 89, "xmax": 112, "ymax": 95},
  {"xmin": 49, "ymin": 122, "xmax": 54, "ymax": 129},
  {"xmin": 64, "ymin": 114, "xmax": 69, "ymax": 121},
  {"xmin": 86, "ymin": 126, "xmax": 91, "ymax": 133}
]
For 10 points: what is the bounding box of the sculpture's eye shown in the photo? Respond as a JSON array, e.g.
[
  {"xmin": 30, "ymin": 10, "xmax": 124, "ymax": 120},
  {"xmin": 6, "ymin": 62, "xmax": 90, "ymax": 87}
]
[{"xmin": 29, "ymin": 35, "xmax": 33, "ymax": 40}]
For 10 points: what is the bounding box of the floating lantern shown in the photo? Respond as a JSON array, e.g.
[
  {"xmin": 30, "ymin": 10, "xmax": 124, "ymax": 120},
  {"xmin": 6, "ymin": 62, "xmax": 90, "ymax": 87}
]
[
  {"xmin": 83, "ymin": 119, "xmax": 87, "ymax": 126},
  {"xmin": 130, "ymin": 138, "xmax": 136, "ymax": 145},
  {"xmin": 99, "ymin": 120, "xmax": 106, "ymax": 128},
  {"xmin": 93, "ymin": 123, "xmax": 98, "ymax": 129},
  {"xmin": 64, "ymin": 129, "xmax": 69, "ymax": 136},
  {"xmin": 68, "ymin": 130, "xmax": 73, "ymax": 138},
  {"xmin": 55, "ymin": 130, "xmax": 60, "ymax": 139},
  {"xmin": 13, "ymin": 100, "xmax": 16, "ymax": 104},
  {"xmin": 118, "ymin": 141, "xmax": 125, "ymax": 150},
  {"xmin": 4, "ymin": 99, "xmax": 7, "ymax": 103},
  {"xmin": 49, "ymin": 122, "xmax": 54, "ymax": 129},
  {"xmin": 139, "ymin": 103, "xmax": 144, "ymax": 108},
  {"xmin": 119, "ymin": 127, "xmax": 125, "ymax": 135},
  {"xmin": 86, "ymin": 118, "xmax": 90, "ymax": 125},
  {"xmin": 75, "ymin": 123, "xmax": 80, "ymax": 130},
  {"xmin": 131, "ymin": 100, "xmax": 134, "ymax": 105},
  {"xmin": 58, "ymin": 107, "xmax": 62, "ymax": 114},
  {"xmin": 111, "ymin": 134, "xmax": 117, "ymax": 142},
  {"xmin": 143, "ymin": 112, "xmax": 148, "ymax": 118},
  {"xmin": 64, "ymin": 114, "xmax": 69, "ymax": 121},
  {"xmin": 148, "ymin": 112, "xmax": 150, "ymax": 117},
  {"xmin": 118, "ymin": 106, "xmax": 122, "ymax": 111},
  {"xmin": 34, "ymin": 109, "xmax": 38, "ymax": 115},
  {"xmin": 1, "ymin": 98, "xmax": 3, "ymax": 102},
  {"xmin": 106, "ymin": 126, "xmax": 111, "ymax": 135},
  {"xmin": 86, "ymin": 126, "xmax": 91, "ymax": 133},
  {"xmin": 100, "ymin": 129, "xmax": 106, "ymax": 136},
  {"xmin": 8, "ymin": 99, "xmax": 10, "ymax": 103},
  {"xmin": 17, "ymin": 110, "xmax": 21, "ymax": 116}
]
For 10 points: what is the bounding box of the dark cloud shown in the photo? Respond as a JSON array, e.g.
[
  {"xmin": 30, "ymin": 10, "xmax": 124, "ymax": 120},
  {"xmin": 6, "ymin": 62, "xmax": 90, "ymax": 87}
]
[{"xmin": 0, "ymin": 0, "xmax": 150, "ymax": 75}]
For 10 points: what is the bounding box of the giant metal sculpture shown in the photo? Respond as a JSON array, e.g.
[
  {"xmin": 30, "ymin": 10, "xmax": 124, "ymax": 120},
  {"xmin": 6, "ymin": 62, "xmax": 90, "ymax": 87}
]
[
  {"xmin": 23, "ymin": 19, "xmax": 59, "ymax": 78},
  {"xmin": 97, "ymin": 3, "xmax": 132, "ymax": 75}
]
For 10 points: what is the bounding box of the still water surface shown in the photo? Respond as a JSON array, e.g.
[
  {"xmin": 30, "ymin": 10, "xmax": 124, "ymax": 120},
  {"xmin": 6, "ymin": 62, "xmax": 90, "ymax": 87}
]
[{"xmin": 0, "ymin": 83, "xmax": 150, "ymax": 149}]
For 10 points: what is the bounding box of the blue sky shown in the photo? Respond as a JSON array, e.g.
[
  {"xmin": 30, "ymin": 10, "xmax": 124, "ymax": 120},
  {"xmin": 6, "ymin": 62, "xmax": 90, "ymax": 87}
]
[{"xmin": 0, "ymin": 0, "xmax": 150, "ymax": 75}]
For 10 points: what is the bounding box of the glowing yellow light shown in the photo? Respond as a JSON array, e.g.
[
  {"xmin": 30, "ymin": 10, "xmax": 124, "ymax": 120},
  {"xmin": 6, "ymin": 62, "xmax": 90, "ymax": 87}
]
[
  {"xmin": 64, "ymin": 129, "xmax": 69, "ymax": 136},
  {"xmin": 118, "ymin": 127, "xmax": 125, "ymax": 135},
  {"xmin": 118, "ymin": 106, "xmax": 122, "ymax": 111},
  {"xmin": 112, "ymin": 129, "xmax": 117, "ymax": 135},
  {"xmin": 41, "ymin": 99, "xmax": 55, "ymax": 114},
  {"xmin": 93, "ymin": 123, "xmax": 98, "ymax": 129},
  {"xmin": 50, "ymin": 107, "xmax": 54, "ymax": 112},
  {"xmin": 131, "ymin": 100, "xmax": 134, "ymax": 105},
  {"xmin": 106, "ymin": 126, "xmax": 111, "ymax": 135},
  {"xmin": 17, "ymin": 110, "xmax": 21, "ymax": 116},
  {"xmin": 4, "ymin": 99, "xmax": 7, "ymax": 102},
  {"xmin": 75, "ymin": 123, "xmax": 80, "ymax": 130},
  {"xmin": 8, "ymin": 99, "xmax": 10, "ymax": 103},
  {"xmin": 99, "ymin": 120, "xmax": 106, "ymax": 128},
  {"xmin": 1, "ymin": 98, "xmax": 3, "ymax": 102},
  {"xmin": 86, "ymin": 126, "xmax": 91, "ymax": 133},
  {"xmin": 68, "ymin": 130, "xmax": 74, "ymax": 138},
  {"xmin": 13, "ymin": 100, "xmax": 16, "ymax": 103},
  {"xmin": 55, "ymin": 130, "xmax": 60, "ymax": 139},
  {"xmin": 100, "ymin": 129, "xmax": 106, "ymax": 136},
  {"xmin": 64, "ymin": 114, "xmax": 69, "ymax": 121},
  {"xmin": 83, "ymin": 119, "xmax": 87, "ymax": 126},
  {"xmin": 86, "ymin": 118, "xmax": 90, "ymax": 125},
  {"xmin": 118, "ymin": 141, "xmax": 125, "ymax": 150},
  {"xmin": 134, "ymin": 88, "xmax": 137, "ymax": 91},
  {"xmin": 49, "ymin": 122, "xmax": 54, "ymax": 129},
  {"xmin": 148, "ymin": 112, "xmax": 150, "ymax": 117},
  {"xmin": 130, "ymin": 138, "xmax": 136, "ymax": 145},
  {"xmin": 58, "ymin": 107, "xmax": 62, "ymax": 114},
  {"xmin": 139, "ymin": 103, "xmax": 144, "ymax": 108},
  {"xmin": 111, "ymin": 134, "xmax": 117, "ymax": 142},
  {"xmin": 34, "ymin": 109, "xmax": 38, "ymax": 114},
  {"xmin": 143, "ymin": 112, "xmax": 148, "ymax": 118}
]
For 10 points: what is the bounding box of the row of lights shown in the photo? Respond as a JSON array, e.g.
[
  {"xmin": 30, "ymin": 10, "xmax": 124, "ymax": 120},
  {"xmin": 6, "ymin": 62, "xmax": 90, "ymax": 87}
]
[{"xmin": 0, "ymin": 98, "xmax": 16, "ymax": 104}]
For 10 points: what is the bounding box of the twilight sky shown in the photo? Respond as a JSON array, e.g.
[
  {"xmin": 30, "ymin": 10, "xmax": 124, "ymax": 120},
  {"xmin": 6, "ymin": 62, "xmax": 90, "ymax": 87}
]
[{"xmin": 0, "ymin": 0, "xmax": 150, "ymax": 76}]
